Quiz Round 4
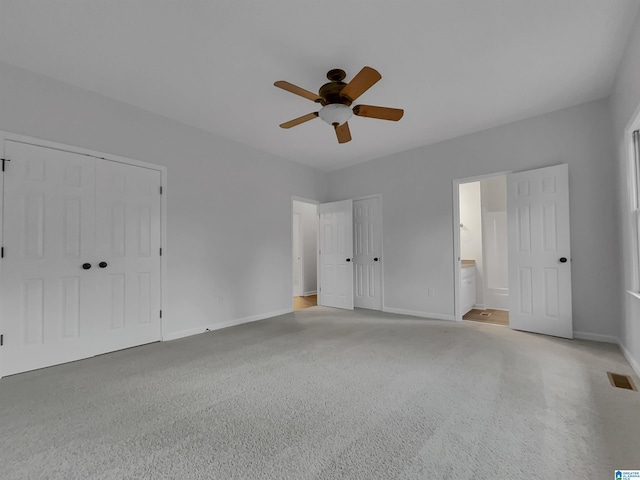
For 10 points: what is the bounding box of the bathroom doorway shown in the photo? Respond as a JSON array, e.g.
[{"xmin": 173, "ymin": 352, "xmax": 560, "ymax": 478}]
[
  {"xmin": 455, "ymin": 174, "xmax": 509, "ymax": 326},
  {"xmin": 292, "ymin": 198, "xmax": 318, "ymax": 311}
]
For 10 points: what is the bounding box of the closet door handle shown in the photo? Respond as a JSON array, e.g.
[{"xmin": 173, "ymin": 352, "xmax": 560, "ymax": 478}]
[
  {"xmin": 99, "ymin": 262, "xmax": 108, "ymax": 268},
  {"xmin": 373, "ymin": 257, "xmax": 379, "ymax": 262},
  {"xmin": 82, "ymin": 263, "xmax": 92, "ymax": 270},
  {"xmin": 559, "ymin": 257, "xmax": 567, "ymax": 263},
  {"xmin": 346, "ymin": 258, "xmax": 351, "ymax": 262}
]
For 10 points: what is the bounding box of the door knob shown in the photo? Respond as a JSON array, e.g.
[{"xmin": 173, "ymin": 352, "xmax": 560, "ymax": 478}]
[
  {"xmin": 346, "ymin": 258, "xmax": 351, "ymax": 262},
  {"xmin": 373, "ymin": 257, "xmax": 379, "ymax": 262},
  {"xmin": 99, "ymin": 261, "xmax": 108, "ymax": 268},
  {"xmin": 82, "ymin": 263, "xmax": 92, "ymax": 270},
  {"xmin": 559, "ymin": 257, "xmax": 568, "ymax": 263}
]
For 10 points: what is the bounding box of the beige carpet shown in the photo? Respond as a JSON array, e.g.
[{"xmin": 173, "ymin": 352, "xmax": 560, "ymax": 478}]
[{"xmin": 0, "ymin": 306, "xmax": 638, "ymax": 479}]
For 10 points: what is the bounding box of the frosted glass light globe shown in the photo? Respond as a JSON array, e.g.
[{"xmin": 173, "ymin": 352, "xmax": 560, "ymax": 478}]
[{"xmin": 318, "ymin": 104, "xmax": 353, "ymax": 126}]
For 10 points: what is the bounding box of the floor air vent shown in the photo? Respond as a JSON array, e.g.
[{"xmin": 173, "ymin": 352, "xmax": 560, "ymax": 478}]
[{"xmin": 607, "ymin": 372, "xmax": 637, "ymax": 391}]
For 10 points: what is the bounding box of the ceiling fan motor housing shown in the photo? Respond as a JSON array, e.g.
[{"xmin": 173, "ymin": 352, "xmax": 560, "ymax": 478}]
[{"xmin": 319, "ymin": 81, "xmax": 351, "ymax": 106}]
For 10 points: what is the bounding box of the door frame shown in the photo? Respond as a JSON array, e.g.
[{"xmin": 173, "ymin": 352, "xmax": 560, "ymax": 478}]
[
  {"xmin": 0, "ymin": 131, "xmax": 168, "ymax": 356},
  {"xmin": 452, "ymin": 171, "xmax": 511, "ymax": 322},
  {"xmin": 291, "ymin": 196, "xmax": 319, "ymax": 310},
  {"xmin": 292, "ymin": 212, "xmax": 303, "ymax": 297},
  {"xmin": 352, "ymin": 194, "xmax": 385, "ymax": 310}
]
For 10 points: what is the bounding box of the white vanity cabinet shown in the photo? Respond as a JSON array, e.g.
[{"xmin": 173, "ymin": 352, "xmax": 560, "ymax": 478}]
[{"xmin": 461, "ymin": 264, "xmax": 476, "ymax": 315}]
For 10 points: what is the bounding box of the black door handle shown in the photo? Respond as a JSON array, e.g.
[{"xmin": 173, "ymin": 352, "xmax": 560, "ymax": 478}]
[
  {"xmin": 99, "ymin": 261, "xmax": 108, "ymax": 268},
  {"xmin": 559, "ymin": 257, "xmax": 568, "ymax": 263},
  {"xmin": 374, "ymin": 257, "xmax": 379, "ymax": 262},
  {"xmin": 346, "ymin": 258, "xmax": 351, "ymax": 262},
  {"xmin": 82, "ymin": 263, "xmax": 92, "ymax": 270}
]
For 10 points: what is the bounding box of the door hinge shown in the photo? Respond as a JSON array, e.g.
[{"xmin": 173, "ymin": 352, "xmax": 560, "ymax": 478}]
[
  {"xmin": 1, "ymin": 247, "xmax": 4, "ymax": 258},
  {"xmin": 0, "ymin": 334, "xmax": 3, "ymax": 346},
  {"xmin": 159, "ymin": 310, "xmax": 162, "ymax": 318},
  {"xmin": 1, "ymin": 158, "xmax": 9, "ymax": 172},
  {"xmin": 160, "ymin": 186, "xmax": 163, "ymax": 195},
  {"xmin": 159, "ymin": 248, "xmax": 162, "ymax": 256}
]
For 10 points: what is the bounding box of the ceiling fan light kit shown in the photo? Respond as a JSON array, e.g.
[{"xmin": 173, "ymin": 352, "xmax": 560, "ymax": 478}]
[
  {"xmin": 274, "ymin": 66, "xmax": 404, "ymax": 144},
  {"xmin": 318, "ymin": 104, "xmax": 352, "ymax": 126}
]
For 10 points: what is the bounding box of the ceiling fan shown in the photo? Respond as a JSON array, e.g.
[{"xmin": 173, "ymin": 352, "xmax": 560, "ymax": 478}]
[{"xmin": 274, "ymin": 66, "xmax": 404, "ymax": 144}]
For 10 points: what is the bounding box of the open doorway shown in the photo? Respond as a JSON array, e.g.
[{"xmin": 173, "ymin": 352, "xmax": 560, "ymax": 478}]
[
  {"xmin": 456, "ymin": 175, "xmax": 509, "ymax": 326},
  {"xmin": 292, "ymin": 199, "xmax": 318, "ymax": 311},
  {"xmin": 454, "ymin": 165, "xmax": 573, "ymax": 337}
]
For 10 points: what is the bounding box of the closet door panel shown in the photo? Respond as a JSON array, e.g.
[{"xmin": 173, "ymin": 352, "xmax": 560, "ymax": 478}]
[
  {"xmin": 94, "ymin": 160, "xmax": 162, "ymax": 353},
  {"xmin": 1, "ymin": 141, "xmax": 97, "ymax": 376}
]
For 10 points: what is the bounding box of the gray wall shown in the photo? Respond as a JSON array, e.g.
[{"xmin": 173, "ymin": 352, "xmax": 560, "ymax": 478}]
[
  {"xmin": 0, "ymin": 58, "xmax": 630, "ymax": 357},
  {"xmin": 0, "ymin": 61, "xmax": 327, "ymax": 338},
  {"xmin": 326, "ymin": 98, "xmax": 619, "ymax": 337},
  {"xmin": 611, "ymin": 10, "xmax": 640, "ymax": 373}
]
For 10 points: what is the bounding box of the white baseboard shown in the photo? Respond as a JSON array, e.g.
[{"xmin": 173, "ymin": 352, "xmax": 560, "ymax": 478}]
[
  {"xmin": 473, "ymin": 303, "xmax": 486, "ymax": 310},
  {"xmin": 573, "ymin": 331, "xmax": 618, "ymax": 344},
  {"xmin": 383, "ymin": 307, "xmax": 455, "ymax": 322},
  {"xmin": 303, "ymin": 290, "xmax": 317, "ymax": 297},
  {"xmin": 617, "ymin": 338, "xmax": 640, "ymax": 378},
  {"xmin": 163, "ymin": 308, "xmax": 292, "ymax": 341}
]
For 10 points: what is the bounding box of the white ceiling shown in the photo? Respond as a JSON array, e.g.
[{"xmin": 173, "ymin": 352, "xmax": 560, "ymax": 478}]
[{"xmin": 0, "ymin": 1, "xmax": 638, "ymax": 172}]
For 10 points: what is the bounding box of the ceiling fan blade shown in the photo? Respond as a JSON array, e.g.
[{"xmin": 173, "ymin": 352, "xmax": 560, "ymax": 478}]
[
  {"xmin": 334, "ymin": 122, "xmax": 352, "ymax": 144},
  {"xmin": 352, "ymin": 104, "xmax": 404, "ymax": 121},
  {"xmin": 279, "ymin": 112, "xmax": 319, "ymax": 129},
  {"xmin": 339, "ymin": 66, "xmax": 382, "ymax": 102},
  {"xmin": 274, "ymin": 81, "xmax": 322, "ymax": 102}
]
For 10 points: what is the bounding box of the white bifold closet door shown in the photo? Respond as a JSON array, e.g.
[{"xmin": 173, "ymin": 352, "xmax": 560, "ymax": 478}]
[{"xmin": 0, "ymin": 141, "xmax": 162, "ymax": 376}]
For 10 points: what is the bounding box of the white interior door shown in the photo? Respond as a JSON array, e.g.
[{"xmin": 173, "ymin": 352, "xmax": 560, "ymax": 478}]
[
  {"xmin": 353, "ymin": 197, "xmax": 382, "ymax": 310},
  {"xmin": 507, "ymin": 164, "xmax": 572, "ymax": 338},
  {"xmin": 1, "ymin": 141, "xmax": 162, "ymax": 376},
  {"xmin": 292, "ymin": 212, "xmax": 302, "ymax": 297},
  {"xmin": 319, "ymin": 199, "xmax": 353, "ymax": 310},
  {"xmin": 93, "ymin": 159, "xmax": 162, "ymax": 354},
  {"xmin": 1, "ymin": 141, "xmax": 99, "ymax": 375}
]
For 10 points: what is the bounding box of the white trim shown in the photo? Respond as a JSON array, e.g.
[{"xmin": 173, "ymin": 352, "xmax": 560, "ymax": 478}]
[
  {"xmin": 0, "ymin": 138, "xmax": 5, "ymax": 377},
  {"xmin": 291, "ymin": 195, "xmax": 319, "ymax": 205},
  {"xmin": 163, "ymin": 308, "xmax": 292, "ymax": 341},
  {"xmin": 352, "ymin": 193, "xmax": 382, "ymax": 201},
  {"xmin": 292, "ymin": 211, "xmax": 303, "ymax": 297},
  {"xmin": 617, "ymin": 338, "xmax": 640, "ymax": 378},
  {"xmin": 626, "ymin": 290, "xmax": 640, "ymax": 301},
  {"xmin": 303, "ymin": 290, "xmax": 317, "ymax": 296},
  {"xmin": 473, "ymin": 303, "xmax": 486, "ymax": 310},
  {"xmin": 573, "ymin": 331, "xmax": 618, "ymax": 344},
  {"xmin": 383, "ymin": 307, "xmax": 455, "ymax": 322},
  {"xmin": 0, "ymin": 132, "xmax": 165, "ymax": 171}
]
